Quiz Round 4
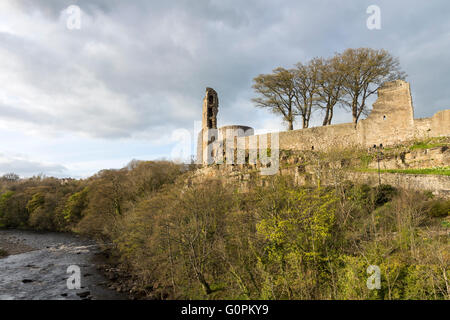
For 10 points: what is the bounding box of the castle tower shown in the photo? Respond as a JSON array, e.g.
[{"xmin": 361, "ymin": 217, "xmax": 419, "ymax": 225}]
[
  {"xmin": 197, "ymin": 87, "xmax": 255, "ymax": 165},
  {"xmin": 197, "ymin": 88, "xmax": 219, "ymax": 164},
  {"xmin": 357, "ymin": 80, "xmax": 415, "ymax": 147},
  {"xmin": 202, "ymin": 87, "xmax": 218, "ymax": 130}
]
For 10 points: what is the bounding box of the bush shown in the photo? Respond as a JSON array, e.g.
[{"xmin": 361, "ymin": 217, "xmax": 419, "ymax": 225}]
[
  {"xmin": 428, "ymin": 200, "xmax": 450, "ymax": 217},
  {"xmin": 374, "ymin": 184, "xmax": 397, "ymax": 207},
  {"xmin": 0, "ymin": 248, "xmax": 7, "ymax": 257},
  {"xmin": 1, "ymin": 160, "xmax": 449, "ymax": 300}
]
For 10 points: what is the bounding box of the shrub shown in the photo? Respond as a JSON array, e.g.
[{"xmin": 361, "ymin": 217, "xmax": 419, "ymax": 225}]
[
  {"xmin": 374, "ymin": 184, "xmax": 397, "ymax": 207},
  {"xmin": 0, "ymin": 248, "xmax": 8, "ymax": 257},
  {"xmin": 428, "ymin": 200, "xmax": 450, "ymax": 217},
  {"xmin": 63, "ymin": 187, "xmax": 89, "ymax": 224}
]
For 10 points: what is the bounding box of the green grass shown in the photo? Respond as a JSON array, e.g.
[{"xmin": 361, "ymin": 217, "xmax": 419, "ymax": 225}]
[
  {"xmin": 410, "ymin": 142, "xmax": 446, "ymax": 150},
  {"xmin": 0, "ymin": 249, "xmax": 7, "ymax": 258},
  {"xmin": 409, "ymin": 138, "xmax": 449, "ymax": 151},
  {"xmin": 359, "ymin": 154, "xmax": 374, "ymax": 168},
  {"xmin": 359, "ymin": 167, "xmax": 450, "ymax": 176}
]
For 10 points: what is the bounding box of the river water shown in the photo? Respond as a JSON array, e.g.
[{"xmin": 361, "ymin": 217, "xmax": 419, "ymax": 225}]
[{"xmin": 0, "ymin": 229, "xmax": 127, "ymax": 300}]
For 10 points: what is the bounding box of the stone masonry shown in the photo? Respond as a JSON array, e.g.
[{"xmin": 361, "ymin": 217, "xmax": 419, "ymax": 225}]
[{"xmin": 197, "ymin": 80, "xmax": 450, "ymax": 163}]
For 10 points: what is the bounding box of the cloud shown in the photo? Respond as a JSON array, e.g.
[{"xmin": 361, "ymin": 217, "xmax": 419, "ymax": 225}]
[
  {"xmin": 0, "ymin": 0, "xmax": 449, "ymax": 177},
  {"xmin": 0, "ymin": 153, "xmax": 68, "ymax": 178}
]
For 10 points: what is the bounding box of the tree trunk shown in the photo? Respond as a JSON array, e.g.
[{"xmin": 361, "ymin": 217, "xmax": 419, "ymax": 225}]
[
  {"xmin": 352, "ymin": 107, "xmax": 358, "ymax": 126},
  {"xmin": 322, "ymin": 107, "xmax": 330, "ymax": 126},
  {"xmin": 327, "ymin": 106, "xmax": 333, "ymax": 125},
  {"xmin": 197, "ymin": 272, "xmax": 212, "ymax": 294},
  {"xmin": 302, "ymin": 118, "xmax": 307, "ymax": 129},
  {"xmin": 328, "ymin": 107, "xmax": 334, "ymax": 125}
]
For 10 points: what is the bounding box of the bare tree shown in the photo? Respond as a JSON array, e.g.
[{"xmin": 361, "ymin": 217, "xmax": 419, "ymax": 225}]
[
  {"xmin": 316, "ymin": 56, "xmax": 345, "ymax": 126},
  {"xmin": 339, "ymin": 48, "xmax": 406, "ymax": 125},
  {"xmin": 293, "ymin": 59, "xmax": 321, "ymax": 128},
  {"xmin": 252, "ymin": 67, "xmax": 298, "ymax": 130},
  {"xmin": 1, "ymin": 173, "xmax": 20, "ymax": 182},
  {"xmin": 252, "ymin": 48, "xmax": 405, "ymax": 130}
]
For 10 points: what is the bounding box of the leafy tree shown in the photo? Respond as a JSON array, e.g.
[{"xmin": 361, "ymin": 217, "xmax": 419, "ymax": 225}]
[
  {"xmin": 254, "ymin": 178, "xmax": 338, "ymax": 298},
  {"xmin": 0, "ymin": 191, "xmax": 15, "ymax": 227},
  {"xmin": 63, "ymin": 187, "xmax": 89, "ymax": 224}
]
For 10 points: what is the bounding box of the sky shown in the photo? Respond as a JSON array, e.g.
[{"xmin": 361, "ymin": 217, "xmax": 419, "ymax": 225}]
[{"xmin": 0, "ymin": 0, "xmax": 449, "ymax": 178}]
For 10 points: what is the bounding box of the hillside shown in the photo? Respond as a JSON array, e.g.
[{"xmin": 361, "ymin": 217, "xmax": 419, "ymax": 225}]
[{"xmin": 0, "ymin": 138, "xmax": 449, "ymax": 300}]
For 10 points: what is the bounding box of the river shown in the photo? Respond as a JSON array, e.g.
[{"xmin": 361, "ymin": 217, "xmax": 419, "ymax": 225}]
[{"xmin": 0, "ymin": 229, "xmax": 127, "ymax": 300}]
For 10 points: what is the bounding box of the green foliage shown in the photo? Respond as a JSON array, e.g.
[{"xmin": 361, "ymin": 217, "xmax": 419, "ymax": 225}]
[
  {"xmin": 374, "ymin": 184, "xmax": 397, "ymax": 207},
  {"xmin": 0, "ymin": 191, "xmax": 15, "ymax": 227},
  {"xmin": 63, "ymin": 187, "xmax": 89, "ymax": 223},
  {"xmin": 0, "ymin": 248, "xmax": 7, "ymax": 257},
  {"xmin": 409, "ymin": 137, "xmax": 448, "ymax": 150},
  {"xmin": 0, "ymin": 190, "xmax": 29, "ymax": 228},
  {"xmin": 1, "ymin": 161, "xmax": 449, "ymax": 300},
  {"xmin": 359, "ymin": 154, "xmax": 373, "ymax": 169},
  {"xmin": 26, "ymin": 193, "xmax": 45, "ymax": 213},
  {"xmin": 428, "ymin": 200, "xmax": 450, "ymax": 217},
  {"xmin": 254, "ymin": 180, "xmax": 338, "ymax": 299},
  {"xmin": 358, "ymin": 167, "xmax": 450, "ymax": 176}
]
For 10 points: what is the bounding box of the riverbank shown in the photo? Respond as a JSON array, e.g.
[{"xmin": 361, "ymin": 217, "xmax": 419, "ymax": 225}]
[
  {"xmin": 0, "ymin": 232, "xmax": 35, "ymax": 257},
  {"xmin": 0, "ymin": 229, "xmax": 128, "ymax": 300}
]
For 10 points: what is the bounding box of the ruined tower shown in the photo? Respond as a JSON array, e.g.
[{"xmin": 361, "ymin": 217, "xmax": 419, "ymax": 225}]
[
  {"xmin": 197, "ymin": 88, "xmax": 254, "ymax": 165},
  {"xmin": 202, "ymin": 87, "xmax": 219, "ymax": 130},
  {"xmin": 357, "ymin": 80, "xmax": 415, "ymax": 147},
  {"xmin": 197, "ymin": 88, "xmax": 219, "ymax": 164}
]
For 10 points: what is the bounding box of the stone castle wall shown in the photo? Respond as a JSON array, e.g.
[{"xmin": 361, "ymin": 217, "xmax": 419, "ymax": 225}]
[{"xmin": 217, "ymin": 80, "xmax": 450, "ymax": 159}]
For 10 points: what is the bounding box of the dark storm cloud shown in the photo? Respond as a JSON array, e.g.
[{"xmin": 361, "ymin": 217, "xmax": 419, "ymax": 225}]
[{"xmin": 0, "ymin": 0, "xmax": 449, "ymax": 140}]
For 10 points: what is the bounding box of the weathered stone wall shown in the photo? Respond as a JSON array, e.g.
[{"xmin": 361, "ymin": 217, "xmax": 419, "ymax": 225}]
[
  {"xmin": 346, "ymin": 172, "xmax": 450, "ymax": 198},
  {"xmin": 414, "ymin": 118, "xmax": 433, "ymax": 138},
  {"xmin": 430, "ymin": 110, "xmax": 450, "ymax": 136},
  {"xmin": 279, "ymin": 123, "xmax": 358, "ymax": 151},
  {"xmin": 367, "ymin": 145, "xmax": 450, "ymax": 170},
  {"xmin": 222, "ymin": 80, "xmax": 449, "ymax": 159},
  {"xmin": 198, "ymin": 81, "xmax": 449, "ymax": 165},
  {"xmin": 356, "ymin": 80, "xmax": 415, "ymax": 147},
  {"xmin": 194, "ymin": 143, "xmax": 450, "ymax": 198}
]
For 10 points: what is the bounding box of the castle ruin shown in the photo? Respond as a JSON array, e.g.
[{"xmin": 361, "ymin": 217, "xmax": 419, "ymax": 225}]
[{"xmin": 197, "ymin": 80, "xmax": 450, "ymax": 165}]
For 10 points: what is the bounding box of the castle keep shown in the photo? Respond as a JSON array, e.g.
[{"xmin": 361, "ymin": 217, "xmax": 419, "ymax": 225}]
[{"xmin": 197, "ymin": 80, "xmax": 450, "ymax": 165}]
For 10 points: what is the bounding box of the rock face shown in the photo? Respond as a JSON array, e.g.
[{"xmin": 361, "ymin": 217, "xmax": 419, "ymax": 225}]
[{"xmin": 367, "ymin": 146, "xmax": 450, "ymax": 170}]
